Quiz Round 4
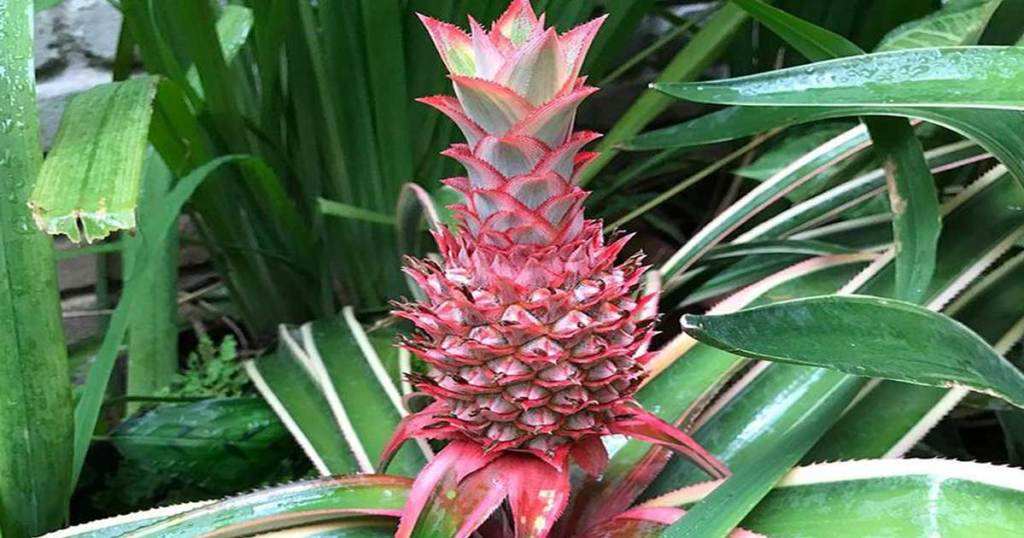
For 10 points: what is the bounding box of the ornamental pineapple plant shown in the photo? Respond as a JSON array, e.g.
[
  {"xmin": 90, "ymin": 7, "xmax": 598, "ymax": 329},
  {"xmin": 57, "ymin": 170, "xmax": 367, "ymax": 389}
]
[{"xmin": 383, "ymin": 1, "xmax": 728, "ymax": 535}]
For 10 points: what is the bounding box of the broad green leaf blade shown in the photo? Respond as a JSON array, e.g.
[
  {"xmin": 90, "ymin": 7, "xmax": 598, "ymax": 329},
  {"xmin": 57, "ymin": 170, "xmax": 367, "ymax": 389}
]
[
  {"xmin": 47, "ymin": 476, "xmax": 409, "ymax": 538},
  {"xmin": 732, "ymin": 0, "xmax": 862, "ymax": 60},
  {"xmin": 651, "ymin": 459, "xmax": 1024, "ymax": 537},
  {"xmin": 682, "ymin": 295, "xmax": 1024, "ymax": 408},
  {"xmin": 29, "ymin": 76, "xmax": 159, "ymax": 243},
  {"xmin": 0, "ymin": 1, "xmax": 74, "ymax": 534},
  {"xmin": 108, "ymin": 398, "xmax": 295, "ymax": 503},
  {"xmin": 877, "ymin": 0, "xmax": 1004, "ymax": 51},
  {"xmin": 124, "ymin": 153, "xmax": 179, "ymax": 411},
  {"xmin": 655, "ymin": 47, "xmax": 1024, "ymax": 110},
  {"xmin": 623, "ymin": 105, "xmax": 1024, "ymax": 188},
  {"xmin": 809, "ymin": 217, "xmax": 1024, "ymax": 461}
]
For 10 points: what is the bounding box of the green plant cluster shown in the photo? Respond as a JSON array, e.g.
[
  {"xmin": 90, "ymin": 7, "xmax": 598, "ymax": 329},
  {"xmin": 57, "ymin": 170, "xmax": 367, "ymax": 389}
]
[{"xmin": 2, "ymin": 0, "xmax": 1024, "ymax": 536}]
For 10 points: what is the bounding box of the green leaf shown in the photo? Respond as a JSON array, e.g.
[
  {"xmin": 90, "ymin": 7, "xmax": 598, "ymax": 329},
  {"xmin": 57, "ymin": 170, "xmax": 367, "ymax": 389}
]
[
  {"xmin": 103, "ymin": 398, "xmax": 295, "ymax": 508},
  {"xmin": 877, "ymin": 0, "xmax": 1004, "ymax": 51},
  {"xmin": 733, "ymin": 123, "xmax": 856, "ymax": 194},
  {"xmin": 650, "ymin": 459, "xmax": 1024, "ymax": 537},
  {"xmin": 655, "ymin": 47, "xmax": 1024, "ymax": 110},
  {"xmin": 624, "ymin": 105, "xmax": 1024, "ymax": 189},
  {"xmin": 248, "ymin": 312, "xmax": 427, "ymax": 478},
  {"xmin": 682, "ymin": 295, "xmax": 1024, "ymax": 408},
  {"xmin": 657, "ymin": 125, "xmax": 870, "ymax": 283},
  {"xmin": 0, "ymin": 1, "xmax": 74, "ymax": 535},
  {"xmin": 661, "ymin": 375, "xmax": 861, "ymax": 538},
  {"xmin": 318, "ymin": 198, "xmax": 397, "ymax": 226},
  {"xmin": 124, "ymin": 153, "xmax": 179, "ymax": 413},
  {"xmin": 29, "ymin": 76, "xmax": 159, "ymax": 243},
  {"xmin": 865, "ymin": 117, "xmax": 940, "ymax": 303},
  {"xmin": 731, "ymin": 0, "xmax": 862, "ymax": 59},
  {"xmin": 649, "ymin": 165, "xmax": 1024, "ymax": 500},
  {"xmin": 246, "ymin": 347, "xmax": 361, "ymax": 476},
  {"xmin": 184, "ymin": 5, "xmax": 255, "ymax": 96},
  {"xmin": 741, "ymin": 140, "xmax": 984, "ymax": 242},
  {"xmin": 51, "ymin": 476, "xmax": 409, "ymax": 538},
  {"xmin": 809, "ymin": 214, "xmax": 1024, "ymax": 460}
]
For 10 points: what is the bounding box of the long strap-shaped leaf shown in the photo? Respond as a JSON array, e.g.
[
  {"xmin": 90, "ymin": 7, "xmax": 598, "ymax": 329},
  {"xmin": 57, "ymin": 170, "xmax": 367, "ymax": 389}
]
[
  {"xmin": 647, "ymin": 459, "xmax": 1024, "ymax": 536},
  {"xmin": 43, "ymin": 476, "xmax": 410, "ymax": 538},
  {"xmin": 682, "ymin": 294, "xmax": 1024, "ymax": 407},
  {"xmin": 248, "ymin": 316, "xmax": 430, "ymax": 478},
  {"xmin": 657, "ymin": 124, "xmax": 872, "ymax": 284},
  {"xmin": 0, "ymin": 1, "xmax": 74, "ymax": 534}
]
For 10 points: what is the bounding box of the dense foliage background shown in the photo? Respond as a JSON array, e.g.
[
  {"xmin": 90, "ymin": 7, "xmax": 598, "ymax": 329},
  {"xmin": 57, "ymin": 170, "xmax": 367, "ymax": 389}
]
[{"xmin": 2, "ymin": 0, "xmax": 1024, "ymax": 536}]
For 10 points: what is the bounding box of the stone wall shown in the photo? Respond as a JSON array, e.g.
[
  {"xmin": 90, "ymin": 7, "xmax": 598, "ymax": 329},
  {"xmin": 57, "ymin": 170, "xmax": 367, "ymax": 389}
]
[{"xmin": 35, "ymin": 0, "xmax": 122, "ymax": 147}]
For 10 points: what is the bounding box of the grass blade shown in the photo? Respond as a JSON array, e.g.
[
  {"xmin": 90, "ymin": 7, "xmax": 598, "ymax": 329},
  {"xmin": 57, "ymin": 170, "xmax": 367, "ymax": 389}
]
[{"xmin": 124, "ymin": 153, "xmax": 179, "ymax": 413}]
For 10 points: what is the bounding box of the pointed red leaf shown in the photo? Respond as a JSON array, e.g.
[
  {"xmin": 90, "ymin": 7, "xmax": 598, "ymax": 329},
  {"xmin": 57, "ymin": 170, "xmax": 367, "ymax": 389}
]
[
  {"xmin": 508, "ymin": 86, "xmax": 597, "ymax": 147},
  {"xmin": 417, "ymin": 95, "xmax": 486, "ymax": 146},
  {"xmin": 571, "ymin": 436, "xmax": 609, "ymax": 477},
  {"xmin": 493, "ymin": 0, "xmax": 540, "ymax": 47},
  {"xmin": 419, "ymin": 14, "xmax": 476, "ymax": 76},
  {"xmin": 396, "ymin": 441, "xmax": 504, "ymax": 538},
  {"xmin": 451, "ymin": 76, "xmax": 532, "ymax": 136},
  {"xmin": 379, "ymin": 402, "xmax": 451, "ymax": 471},
  {"xmin": 559, "ymin": 16, "xmax": 608, "ymax": 82},
  {"xmin": 490, "ymin": 454, "xmax": 571, "ymax": 538},
  {"xmin": 609, "ymin": 404, "xmax": 729, "ymax": 479}
]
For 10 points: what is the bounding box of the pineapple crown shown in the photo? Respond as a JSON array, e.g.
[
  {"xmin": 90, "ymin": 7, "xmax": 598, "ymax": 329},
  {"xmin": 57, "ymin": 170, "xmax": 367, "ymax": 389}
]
[{"xmin": 418, "ymin": 0, "xmax": 606, "ymax": 247}]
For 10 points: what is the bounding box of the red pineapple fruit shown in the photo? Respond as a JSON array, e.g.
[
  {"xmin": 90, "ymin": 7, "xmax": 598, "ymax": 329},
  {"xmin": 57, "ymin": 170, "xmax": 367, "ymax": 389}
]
[{"xmin": 382, "ymin": 2, "xmax": 728, "ymax": 536}]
